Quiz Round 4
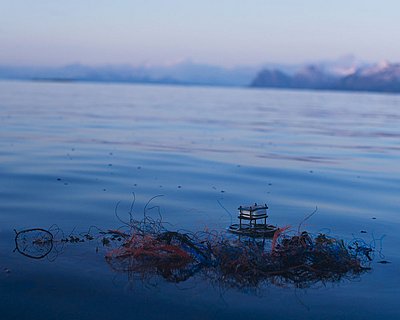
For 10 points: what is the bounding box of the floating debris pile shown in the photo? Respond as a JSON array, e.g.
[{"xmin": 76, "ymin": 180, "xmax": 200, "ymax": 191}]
[
  {"xmin": 103, "ymin": 226, "xmax": 372, "ymax": 288},
  {"xmin": 14, "ymin": 199, "xmax": 375, "ymax": 289}
]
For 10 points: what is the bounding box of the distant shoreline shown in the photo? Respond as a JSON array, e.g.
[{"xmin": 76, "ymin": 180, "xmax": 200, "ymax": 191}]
[
  {"xmin": 2, "ymin": 58, "xmax": 400, "ymax": 94},
  {"xmin": 1, "ymin": 77, "xmax": 399, "ymax": 96}
]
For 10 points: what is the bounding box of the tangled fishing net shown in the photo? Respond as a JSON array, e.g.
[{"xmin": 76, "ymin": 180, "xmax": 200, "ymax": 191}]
[
  {"xmin": 210, "ymin": 230, "xmax": 372, "ymax": 288},
  {"xmin": 102, "ymin": 226, "xmax": 373, "ymax": 288},
  {"xmin": 14, "ymin": 196, "xmax": 376, "ymax": 289}
]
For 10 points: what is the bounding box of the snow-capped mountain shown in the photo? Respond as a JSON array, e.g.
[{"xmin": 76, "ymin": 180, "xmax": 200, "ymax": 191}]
[
  {"xmin": 251, "ymin": 59, "xmax": 400, "ymax": 93},
  {"xmin": 338, "ymin": 61, "xmax": 400, "ymax": 92}
]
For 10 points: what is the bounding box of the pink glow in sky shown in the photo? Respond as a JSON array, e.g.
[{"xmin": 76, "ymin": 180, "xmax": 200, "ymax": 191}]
[{"xmin": 1, "ymin": 0, "xmax": 399, "ymax": 67}]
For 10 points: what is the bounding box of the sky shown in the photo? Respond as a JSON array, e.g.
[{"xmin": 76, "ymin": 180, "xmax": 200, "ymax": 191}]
[{"xmin": 1, "ymin": 0, "xmax": 399, "ymax": 67}]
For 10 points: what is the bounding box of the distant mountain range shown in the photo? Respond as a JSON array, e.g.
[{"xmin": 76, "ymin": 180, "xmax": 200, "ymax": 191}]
[
  {"xmin": 1, "ymin": 56, "xmax": 400, "ymax": 93},
  {"xmin": 0, "ymin": 62, "xmax": 259, "ymax": 87},
  {"xmin": 251, "ymin": 60, "xmax": 400, "ymax": 93}
]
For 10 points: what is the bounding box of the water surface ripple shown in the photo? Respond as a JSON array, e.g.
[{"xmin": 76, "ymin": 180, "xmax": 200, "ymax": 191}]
[{"xmin": 0, "ymin": 81, "xmax": 399, "ymax": 320}]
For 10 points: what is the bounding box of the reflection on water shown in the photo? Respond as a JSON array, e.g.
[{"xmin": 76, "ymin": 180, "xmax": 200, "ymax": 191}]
[
  {"xmin": 1, "ymin": 80, "xmax": 400, "ymax": 319},
  {"xmin": 2, "ymin": 81, "xmax": 400, "ymax": 172}
]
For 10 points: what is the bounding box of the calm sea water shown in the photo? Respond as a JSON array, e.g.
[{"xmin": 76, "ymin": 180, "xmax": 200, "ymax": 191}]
[{"xmin": 0, "ymin": 80, "xmax": 399, "ymax": 319}]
